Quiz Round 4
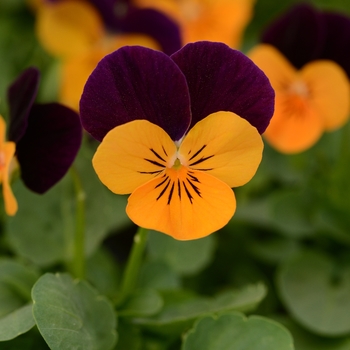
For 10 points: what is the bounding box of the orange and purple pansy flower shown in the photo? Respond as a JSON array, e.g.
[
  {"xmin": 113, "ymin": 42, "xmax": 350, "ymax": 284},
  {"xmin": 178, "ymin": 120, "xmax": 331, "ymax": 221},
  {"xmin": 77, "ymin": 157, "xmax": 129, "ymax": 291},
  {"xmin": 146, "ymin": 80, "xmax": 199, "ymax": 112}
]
[
  {"xmin": 0, "ymin": 67, "xmax": 82, "ymax": 215},
  {"xmin": 249, "ymin": 3, "xmax": 350, "ymax": 154},
  {"xmin": 80, "ymin": 41, "xmax": 274, "ymax": 240}
]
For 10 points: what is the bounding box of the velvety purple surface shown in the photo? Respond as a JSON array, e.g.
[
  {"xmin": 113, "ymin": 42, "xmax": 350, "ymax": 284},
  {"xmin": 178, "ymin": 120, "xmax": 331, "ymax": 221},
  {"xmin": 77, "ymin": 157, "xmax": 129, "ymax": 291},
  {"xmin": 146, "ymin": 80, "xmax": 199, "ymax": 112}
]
[
  {"xmin": 16, "ymin": 103, "xmax": 82, "ymax": 194},
  {"xmin": 261, "ymin": 3, "xmax": 350, "ymax": 78},
  {"xmin": 7, "ymin": 67, "xmax": 40, "ymax": 143},
  {"xmin": 171, "ymin": 42, "xmax": 275, "ymax": 134},
  {"xmin": 80, "ymin": 46, "xmax": 192, "ymax": 142},
  {"xmin": 321, "ymin": 12, "xmax": 350, "ymax": 78},
  {"xmin": 261, "ymin": 3, "xmax": 325, "ymax": 69}
]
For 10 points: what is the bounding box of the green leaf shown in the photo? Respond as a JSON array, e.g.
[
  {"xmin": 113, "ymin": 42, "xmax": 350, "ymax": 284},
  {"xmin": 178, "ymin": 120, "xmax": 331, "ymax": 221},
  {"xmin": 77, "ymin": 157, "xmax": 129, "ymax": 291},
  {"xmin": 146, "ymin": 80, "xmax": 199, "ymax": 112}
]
[
  {"xmin": 147, "ymin": 231, "xmax": 216, "ymax": 275},
  {"xmin": 276, "ymin": 316, "xmax": 350, "ymax": 350},
  {"xmin": 0, "ymin": 259, "xmax": 39, "ymax": 316},
  {"xmin": 277, "ymin": 251, "xmax": 350, "ymax": 336},
  {"xmin": 6, "ymin": 179, "xmax": 69, "ymax": 266},
  {"xmin": 138, "ymin": 261, "xmax": 181, "ymax": 290},
  {"xmin": 0, "ymin": 304, "xmax": 35, "ymax": 341},
  {"xmin": 86, "ymin": 248, "xmax": 120, "ymax": 299},
  {"xmin": 209, "ymin": 283, "xmax": 267, "ymax": 313},
  {"xmin": 32, "ymin": 273, "xmax": 117, "ymax": 350},
  {"xmin": 182, "ymin": 311, "xmax": 294, "ymax": 350},
  {"xmin": 74, "ymin": 141, "xmax": 131, "ymax": 257},
  {"xmin": 118, "ymin": 289, "xmax": 163, "ymax": 317},
  {"xmin": 134, "ymin": 283, "xmax": 266, "ymax": 335}
]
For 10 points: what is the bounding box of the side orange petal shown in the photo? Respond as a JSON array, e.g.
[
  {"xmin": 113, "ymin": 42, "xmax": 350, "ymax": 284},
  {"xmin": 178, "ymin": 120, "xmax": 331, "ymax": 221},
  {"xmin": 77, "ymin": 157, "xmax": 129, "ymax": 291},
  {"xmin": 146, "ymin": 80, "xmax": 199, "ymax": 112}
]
[
  {"xmin": 179, "ymin": 111, "xmax": 263, "ymax": 188},
  {"xmin": 93, "ymin": 120, "xmax": 177, "ymax": 195},
  {"xmin": 248, "ymin": 44, "xmax": 296, "ymax": 92},
  {"xmin": 301, "ymin": 60, "xmax": 350, "ymax": 131},
  {"xmin": 264, "ymin": 94, "xmax": 323, "ymax": 153},
  {"xmin": 2, "ymin": 142, "xmax": 18, "ymax": 216},
  {"xmin": 127, "ymin": 166, "xmax": 236, "ymax": 240}
]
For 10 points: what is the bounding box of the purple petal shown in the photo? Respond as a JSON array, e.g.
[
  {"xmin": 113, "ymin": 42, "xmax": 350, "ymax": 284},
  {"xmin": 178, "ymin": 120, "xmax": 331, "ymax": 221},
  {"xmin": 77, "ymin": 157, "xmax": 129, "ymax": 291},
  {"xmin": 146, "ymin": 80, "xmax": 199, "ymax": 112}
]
[
  {"xmin": 117, "ymin": 8, "xmax": 182, "ymax": 55},
  {"xmin": 80, "ymin": 46, "xmax": 191, "ymax": 141},
  {"xmin": 171, "ymin": 41, "xmax": 275, "ymax": 134},
  {"xmin": 261, "ymin": 4, "xmax": 325, "ymax": 69},
  {"xmin": 320, "ymin": 12, "xmax": 350, "ymax": 78},
  {"xmin": 7, "ymin": 67, "xmax": 40, "ymax": 143},
  {"xmin": 16, "ymin": 103, "xmax": 82, "ymax": 194}
]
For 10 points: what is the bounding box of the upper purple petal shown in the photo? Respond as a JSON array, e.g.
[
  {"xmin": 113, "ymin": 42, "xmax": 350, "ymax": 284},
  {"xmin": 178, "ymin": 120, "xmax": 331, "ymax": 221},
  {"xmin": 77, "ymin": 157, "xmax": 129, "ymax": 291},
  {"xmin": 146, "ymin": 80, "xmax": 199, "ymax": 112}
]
[
  {"xmin": 171, "ymin": 41, "xmax": 275, "ymax": 134},
  {"xmin": 261, "ymin": 3, "xmax": 325, "ymax": 69},
  {"xmin": 16, "ymin": 103, "xmax": 82, "ymax": 194},
  {"xmin": 80, "ymin": 46, "xmax": 191, "ymax": 141},
  {"xmin": 117, "ymin": 8, "xmax": 182, "ymax": 55},
  {"xmin": 320, "ymin": 12, "xmax": 350, "ymax": 78},
  {"xmin": 7, "ymin": 67, "xmax": 40, "ymax": 143}
]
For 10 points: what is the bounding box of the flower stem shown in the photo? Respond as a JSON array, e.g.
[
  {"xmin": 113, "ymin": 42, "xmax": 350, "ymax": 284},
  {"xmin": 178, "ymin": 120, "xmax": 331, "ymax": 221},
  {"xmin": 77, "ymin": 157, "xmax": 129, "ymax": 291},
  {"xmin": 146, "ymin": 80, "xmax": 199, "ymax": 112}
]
[
  {"xmin": 116, "ymin": 227, "xmax": 148, "ymax": 306},
  {"xmin": 70, "ymin": 167, "xmax": 86, "ymax": 280}
]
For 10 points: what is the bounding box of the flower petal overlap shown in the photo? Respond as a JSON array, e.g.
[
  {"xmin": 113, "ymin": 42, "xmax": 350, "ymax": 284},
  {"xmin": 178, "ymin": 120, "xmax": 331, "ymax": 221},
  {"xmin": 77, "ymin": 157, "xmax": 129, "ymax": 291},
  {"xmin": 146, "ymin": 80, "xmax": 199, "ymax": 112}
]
[{"xmin": 80, "ymin": 41, "xmax": 274, "ymax": 239}]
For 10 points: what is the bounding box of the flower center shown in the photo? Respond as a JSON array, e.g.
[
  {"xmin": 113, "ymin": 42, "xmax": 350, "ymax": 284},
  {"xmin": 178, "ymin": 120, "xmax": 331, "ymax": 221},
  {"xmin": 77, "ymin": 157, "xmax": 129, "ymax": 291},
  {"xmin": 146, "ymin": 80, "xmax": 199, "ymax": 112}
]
[{"xmin": 288, "ymin": 79, "xmax": 309, "ymax": 98}]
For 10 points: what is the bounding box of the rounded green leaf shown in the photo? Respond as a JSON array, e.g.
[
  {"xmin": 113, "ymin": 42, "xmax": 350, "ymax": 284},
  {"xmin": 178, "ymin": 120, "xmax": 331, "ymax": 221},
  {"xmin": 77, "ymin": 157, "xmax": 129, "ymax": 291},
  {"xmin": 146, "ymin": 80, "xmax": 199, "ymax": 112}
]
[
  {"xmin": 277, "ymin": 317, "xmax": 350, "ymax": 350},
  {"xmin": 0, "ymin": 304, "xmax": 35, "ymax": 341},
  {"xmin": 0, "ymin": 259, "xmax": 39, "ymax": 317},
  {"xmin": 277, "ymin": 251, "xmax": 350, "ymax": 336},
  {"xmin": 32, "ymin": 273, "xmax": 117, "ymax": 350},
  {"xmin": 134, "ymin": 283, "xmax": 266, "ymax": 335},
  {"xmin": 118, "ymin": 289, "xmax": 163, "ymax": 318},
  {"xmin": 147, "ymin": 231, "xmax": 216, "ymax": 275},
  {"xmin": 182, "ymin": 311, "xmax": 294, "ymax": 350}
]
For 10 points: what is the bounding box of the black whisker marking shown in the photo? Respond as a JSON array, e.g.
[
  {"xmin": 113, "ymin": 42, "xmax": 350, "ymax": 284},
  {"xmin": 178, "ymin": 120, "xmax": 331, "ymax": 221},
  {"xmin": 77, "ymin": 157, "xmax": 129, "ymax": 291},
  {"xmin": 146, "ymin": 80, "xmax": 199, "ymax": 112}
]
[
  {"xmin": 189, "ymin": 145, "xmax": 206, "ymax": 161},
  {"xmin": 150, "ymin": 148, "xmax": 166, "ymax": 162},
  {"xmin": 155, "ymin": 175, "xmax": 169, "ymax": 188},
  {"xmin": 167, "ymin": 182, "xmax": 175, "ymax": 204},
  {"xmin": 192, "ymin": 168, "xmax": 213, "ymax": 171},
  {"xmin": 177, "ymin": 179, "xmax": 181, "ymax": 199},
  {"xmin": 156, "ymin": 178, "xmax": 170, "ymax": 200},
  {"xmin": 187, "ymin": 178, "xmax": 201, "ymax": 197},
  {"xmin": 145, "ymin": 158, "xmax": 164, "ymax": 168},
  {"xmin": 188, "ymin": 173, "xmax": 200, "ymax": 183},
  {"xmin": 189, "ymin": 155, "xmax": 214, "ymax": 166},
  {"xmin": 182, "ymin": 181, "xmax": 193, "ymax": 204},
  {"xmin": 162, "ymin": 146, "xmax": 168, "ymax": 157},
  {"xmin": 139, "ymin": 170, "xmax": 163, "ymax": 174}
]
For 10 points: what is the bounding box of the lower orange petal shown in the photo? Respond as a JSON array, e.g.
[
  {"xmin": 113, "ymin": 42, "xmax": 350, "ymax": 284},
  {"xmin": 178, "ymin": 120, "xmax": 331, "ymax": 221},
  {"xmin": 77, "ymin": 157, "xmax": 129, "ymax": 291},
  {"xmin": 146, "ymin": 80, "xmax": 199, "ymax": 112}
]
[{"xmin": 126, "ymin": 166, "xmax": 236, "ymax": 240}]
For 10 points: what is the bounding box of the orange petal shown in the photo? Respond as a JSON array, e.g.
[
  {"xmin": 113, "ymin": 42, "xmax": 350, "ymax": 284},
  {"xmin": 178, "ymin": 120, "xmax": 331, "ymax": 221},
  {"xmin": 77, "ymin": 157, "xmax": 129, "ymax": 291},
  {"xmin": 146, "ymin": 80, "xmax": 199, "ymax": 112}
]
[
  {"xmin": 1, "ymin": 142, "xmax": 18, "ymax": 216},
  {"xmin": 301, "ymin": 60, "xmax": 350, "ymax": 131},
  {"xmin": 93, "ymin": 120, "xmax": 177, "ymax": 195},
  {"xmin": 127, "ymin": 166, "xmax": 236, "ymax": 240},
  {"xmin": 134, "ymin": 0, "xmax": 254, "ymax": 47},
  {"xmin": 264, "ymin": 93, "xmax": 323, "ymax": 153},
  {"xmin": 178, "ymin": 111, "xmax": 263, "ymax": 188},
  {"xmin": 248, "ymin": 44, "xmax": 296, "ymax": 92},
  {"xmin": 36, "ymin": 0, "xmax": 104, "ymax": 58}
]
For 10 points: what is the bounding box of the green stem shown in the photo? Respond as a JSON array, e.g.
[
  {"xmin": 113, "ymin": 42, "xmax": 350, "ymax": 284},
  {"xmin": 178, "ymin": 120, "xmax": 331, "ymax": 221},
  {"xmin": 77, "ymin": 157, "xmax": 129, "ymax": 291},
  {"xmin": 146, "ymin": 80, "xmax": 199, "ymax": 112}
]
[
  {"xmin": 116, "ymin": 227, "xmax": 148, "ymax": 306},
  {"xmin": 70, "ymin": 167, "xmax": 86, "ymax": 280}
]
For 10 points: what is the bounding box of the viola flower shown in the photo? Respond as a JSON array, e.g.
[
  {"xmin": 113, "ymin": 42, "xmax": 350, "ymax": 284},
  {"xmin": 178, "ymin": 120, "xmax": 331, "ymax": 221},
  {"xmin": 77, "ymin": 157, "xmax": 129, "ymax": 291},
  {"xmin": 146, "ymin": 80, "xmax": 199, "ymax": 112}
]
[
  {"xmin": 80, "ymin": 42, "xmax": 274, "ymax": 240},
  {"xmin": 34, "ymin": 0, "xmax": 181, "ymax": 111},
  {"xmin": 1, "ymin": 67, "xmax": 82, "ymax": 215},
  {"xmin": 248, "ymin": 4, "xmax": 350, "ymax": 154},
  {"xmin": 133, "ymin": 0, "xmax": 255, "ymax": 48}
]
